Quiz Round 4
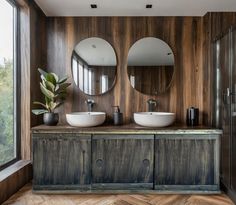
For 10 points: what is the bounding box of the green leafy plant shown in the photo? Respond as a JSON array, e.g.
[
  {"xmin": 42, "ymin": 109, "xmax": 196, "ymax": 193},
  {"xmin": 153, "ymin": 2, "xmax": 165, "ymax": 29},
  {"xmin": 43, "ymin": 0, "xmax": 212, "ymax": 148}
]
[{"xmin": 32, "ymin": 68, "xmax": 71, "ymax": 115}]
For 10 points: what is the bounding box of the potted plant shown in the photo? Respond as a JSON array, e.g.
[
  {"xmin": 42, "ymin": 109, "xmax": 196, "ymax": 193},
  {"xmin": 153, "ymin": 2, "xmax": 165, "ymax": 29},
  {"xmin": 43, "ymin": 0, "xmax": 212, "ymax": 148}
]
[{"xmin": 32, "ymin": 68, "xmax": 71, "ymax": 126}]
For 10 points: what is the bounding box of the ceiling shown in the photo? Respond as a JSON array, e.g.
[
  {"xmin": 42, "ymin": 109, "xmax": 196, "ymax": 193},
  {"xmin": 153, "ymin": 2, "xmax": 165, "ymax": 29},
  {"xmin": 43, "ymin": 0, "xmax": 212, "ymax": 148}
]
[
  {"xmin": 74, "ymin": 37, "xmax": 116, "ymax": 66},
  {"xmin": 128, "ymin": 37, "xmax": 174, "ymax": 66},
  {"xmin": 35, "ymin": 0, "xmax": 236, "ymax": 16}
]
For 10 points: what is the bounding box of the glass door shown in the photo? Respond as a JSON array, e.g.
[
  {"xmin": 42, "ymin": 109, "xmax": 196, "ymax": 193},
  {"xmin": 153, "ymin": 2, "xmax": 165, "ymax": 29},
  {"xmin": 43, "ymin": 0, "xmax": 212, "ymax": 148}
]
[
  {"xmin": 231, "ymin": 27, "xmax": 236, "ymax": 191},
  {"xmin": 215, "ymin": 31, "xmax": 231, "ymax": 187}
]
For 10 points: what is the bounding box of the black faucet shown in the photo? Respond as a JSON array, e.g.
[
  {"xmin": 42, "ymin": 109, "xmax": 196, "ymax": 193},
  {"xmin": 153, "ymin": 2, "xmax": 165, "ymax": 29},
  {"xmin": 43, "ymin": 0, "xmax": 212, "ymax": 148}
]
[
  {"xmin": 147, "ymin": 99, "xmax": 158, "ymax": 112},
  {"xmin": 85, "ymin": 99, "xmax": 95, "ymax": 112}
]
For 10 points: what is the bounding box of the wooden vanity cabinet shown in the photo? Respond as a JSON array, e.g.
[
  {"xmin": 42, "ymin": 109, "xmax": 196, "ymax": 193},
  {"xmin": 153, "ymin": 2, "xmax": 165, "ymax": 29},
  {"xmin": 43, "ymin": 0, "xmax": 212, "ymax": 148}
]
[
  {"xmin": 32, "ymin": 133, "xmax": 91, "ymax": 191},
  {"xmin": 92, "ymin": 134, "xmax": 154, "ymax": 190},
  {"xmin": 32, "ymin": 126, "xmax": 221, "ymax": 193},
  {"xmin": 154, "ymin": 134, "xmax": 220, "ymax": 192}
]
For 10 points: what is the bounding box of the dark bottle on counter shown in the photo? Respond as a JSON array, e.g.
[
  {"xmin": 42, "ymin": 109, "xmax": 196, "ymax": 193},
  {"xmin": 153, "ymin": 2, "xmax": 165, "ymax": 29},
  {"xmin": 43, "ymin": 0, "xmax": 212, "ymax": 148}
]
[
  {"xmin": 186, "ymin": 107, "xmax": 199, "ymax": 126},
  {"xmin": 112, "ymin": 106, "xmax": 123, "ymax": 125}
]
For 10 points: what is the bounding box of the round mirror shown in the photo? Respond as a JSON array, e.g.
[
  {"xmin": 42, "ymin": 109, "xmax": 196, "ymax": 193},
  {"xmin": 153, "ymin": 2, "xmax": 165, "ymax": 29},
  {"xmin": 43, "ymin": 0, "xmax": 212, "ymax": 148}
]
[
  {"xmin": 72, "ymin": 37, "xmax": 117, "ymax": 95},
  {"xmin": 127, "ymin": 37, "xmax": 175, "ymax": 95}
]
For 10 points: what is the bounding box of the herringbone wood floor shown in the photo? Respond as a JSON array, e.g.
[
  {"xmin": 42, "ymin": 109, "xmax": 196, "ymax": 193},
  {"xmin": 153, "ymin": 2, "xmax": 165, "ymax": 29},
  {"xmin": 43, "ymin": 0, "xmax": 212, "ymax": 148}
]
[{"xmin": 3, "ymin": 183, "xmax": 235, "ymax": 205}]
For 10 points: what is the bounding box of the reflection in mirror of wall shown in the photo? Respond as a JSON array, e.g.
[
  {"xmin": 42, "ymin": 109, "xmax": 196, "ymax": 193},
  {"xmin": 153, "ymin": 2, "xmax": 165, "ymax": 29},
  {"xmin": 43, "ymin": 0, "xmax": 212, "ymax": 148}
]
[
  {"xmin": 72, "ymin": 37, "xmax": 117, "ymax": 95},
  {"xmin": 127, "ymin": 37, "xmax": 175, "ymax": 95}
]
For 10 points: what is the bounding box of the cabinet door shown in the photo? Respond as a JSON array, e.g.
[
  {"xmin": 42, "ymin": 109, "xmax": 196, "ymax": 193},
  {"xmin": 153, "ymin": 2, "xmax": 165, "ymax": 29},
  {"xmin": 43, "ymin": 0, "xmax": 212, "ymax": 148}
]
[
  {"xmin": 92, "ymin": 135, "xmax": 154, "ymax": 190},
  {"xmin": 155, "ymin": 135, "xmax": 220, "ymax": 192},
  {"xmin": 33, "ymin": 133, "xmax": 91, "ymax": 190}
]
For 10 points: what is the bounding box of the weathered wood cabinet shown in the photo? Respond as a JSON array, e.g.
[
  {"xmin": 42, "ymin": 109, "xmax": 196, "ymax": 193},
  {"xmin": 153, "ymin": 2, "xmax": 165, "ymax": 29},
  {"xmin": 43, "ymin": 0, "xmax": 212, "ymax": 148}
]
[
  {"xmin": 92, "ymin": 134, "xmax": 154, "ymax": 190},
  {"xmin": 33, "ymin": 133, "xmax": 91, "ymax": 191},
  {"xmin": 154, "ymin": 135, "xmax": 220, "ymax": 192},
  {"xmin": 32, "ymin": 125, "xmax": 221, "ymax": 193}
]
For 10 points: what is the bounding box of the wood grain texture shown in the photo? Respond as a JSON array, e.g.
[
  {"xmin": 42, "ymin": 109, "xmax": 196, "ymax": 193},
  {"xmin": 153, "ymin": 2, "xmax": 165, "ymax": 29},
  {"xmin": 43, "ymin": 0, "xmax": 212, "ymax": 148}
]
[
  {"xmin": 0, "ymin": 161, "xmax": 32, "ymax": 204},
  {"xmin": 18, "ymin": 0, "xmax": 47, "ymax": 160},
  {"xmin": 204, "ymin": 12, "xmax": 236, "ymax": 205},
  {"xmin": 154, "ymin": 135, "xmax": 219, "ymax": 191},
  {"xmin": 32, "ymin": 133, "xmax": 91, "ymax": 190},
  {"xmin": 45, "ymin": 17, "xmax": 206, "ymax": 125},
  {"xmin": 3, "ymin": 183, "xmax": 234, "ymax": 205},
  {"xmin": 32, "ymin": 132, "xmax": 220, "ymax": 193},
  {"xmin": 92, "ymin": 135, "xmax": 154, "ymax": 187},
  {"xmin": 31, "ymin": 124, "xmax": 223, "ymax": 135}
]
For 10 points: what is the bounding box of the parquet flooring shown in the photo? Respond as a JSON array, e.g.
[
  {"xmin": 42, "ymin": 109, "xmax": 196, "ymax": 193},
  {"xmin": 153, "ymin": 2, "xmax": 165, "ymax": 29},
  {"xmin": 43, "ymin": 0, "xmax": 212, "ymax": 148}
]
[{"xmin": 2, "ymin": 183, "xmax": 235, "ymax": 205}]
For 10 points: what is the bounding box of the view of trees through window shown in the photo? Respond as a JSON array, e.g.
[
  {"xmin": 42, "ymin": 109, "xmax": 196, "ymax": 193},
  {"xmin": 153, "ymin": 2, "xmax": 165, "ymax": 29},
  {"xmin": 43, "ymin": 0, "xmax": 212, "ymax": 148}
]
[{"xmin": 0, "ymin": 0, "xmax": 15, "ymax": 167}]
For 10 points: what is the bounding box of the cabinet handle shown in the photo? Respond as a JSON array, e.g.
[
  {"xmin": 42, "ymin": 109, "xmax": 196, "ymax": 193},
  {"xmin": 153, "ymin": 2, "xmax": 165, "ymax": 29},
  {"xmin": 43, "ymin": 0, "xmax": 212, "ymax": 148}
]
[
  {"xmin": 143, "ymin": 159, "xmax": 150, "ymax": 167},
  {"xmin": 96, "ymin": 159, "xmax": 104, "ymax": 168},
  {"xmin": 82, "ymin": 150, "xmax": 85, "ymax": 175}
]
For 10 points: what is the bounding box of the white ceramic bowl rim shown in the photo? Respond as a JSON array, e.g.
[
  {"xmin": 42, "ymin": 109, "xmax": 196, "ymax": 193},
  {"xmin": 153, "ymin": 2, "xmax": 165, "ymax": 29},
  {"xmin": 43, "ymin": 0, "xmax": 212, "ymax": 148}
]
[
  {"xmin": 67, "ymin": 112, "xmax": 106, "ymax": 116},
  {"xmin": 134, "ymin": 112, "xmax": 175, "ymax": 116}
]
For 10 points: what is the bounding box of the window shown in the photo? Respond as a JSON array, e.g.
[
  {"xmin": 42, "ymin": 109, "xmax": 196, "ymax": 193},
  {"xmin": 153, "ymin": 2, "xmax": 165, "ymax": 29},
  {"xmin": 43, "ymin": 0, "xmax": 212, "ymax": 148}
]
[{"xmin": 0, "ymin": 0, "xmax": 19, "ymax": 169}]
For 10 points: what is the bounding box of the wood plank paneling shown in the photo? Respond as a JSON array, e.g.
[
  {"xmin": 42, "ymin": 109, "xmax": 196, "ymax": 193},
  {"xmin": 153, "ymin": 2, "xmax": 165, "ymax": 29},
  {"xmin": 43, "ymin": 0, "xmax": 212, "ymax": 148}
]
[
  {"xmin": 18, "ymin": 0, "xmax": 47, "ymax": 160},
  {"xmin": 32, "ymin": 133, "xmax": 91, "ymax": 190},
  {"xmin": 206, "ymin": 12, "xmax": 236, "ymax": 205},
  {"xmin": 154, "ymin": 135, "xmax": 219, "ymax": 191},
  {"xmin": 45, "ymin": 17, "xmax": 208, "ymax": 125},
  {"xmin": 92, "ymin": 134, "xmax": 154, "ymax": 188},
  {"xmin": 0, "ymin": 161, "xmax": 32, "ymax": 204}
]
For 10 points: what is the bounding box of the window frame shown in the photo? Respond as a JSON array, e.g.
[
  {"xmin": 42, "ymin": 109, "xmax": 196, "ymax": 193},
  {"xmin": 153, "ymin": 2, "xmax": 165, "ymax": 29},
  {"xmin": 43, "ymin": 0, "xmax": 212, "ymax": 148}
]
[{"xmin": 0, "ymin": 0, "xmax": 21, "ymax": 171}]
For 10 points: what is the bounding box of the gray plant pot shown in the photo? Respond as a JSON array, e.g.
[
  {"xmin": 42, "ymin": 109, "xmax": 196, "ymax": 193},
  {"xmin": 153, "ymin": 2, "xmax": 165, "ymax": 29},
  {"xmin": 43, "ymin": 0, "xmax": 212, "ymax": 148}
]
[{"xmin": 43, "ymin": 113, "xmax": 59, "ymax": 126}]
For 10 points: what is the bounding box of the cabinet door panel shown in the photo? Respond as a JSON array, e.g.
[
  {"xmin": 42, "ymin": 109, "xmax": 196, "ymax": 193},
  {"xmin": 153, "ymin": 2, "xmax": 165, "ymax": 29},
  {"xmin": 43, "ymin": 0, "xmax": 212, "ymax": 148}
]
[
  {"xmin": 155, "ymin": 135, "xmax": 219, "ymax": 191},
  {"xmin": 92, "ymin": 135, "xmax": 154, "ymax": 188},
  {"xmin": 33, "ymin": 134, "xmax": 91, "ymax": 189}
]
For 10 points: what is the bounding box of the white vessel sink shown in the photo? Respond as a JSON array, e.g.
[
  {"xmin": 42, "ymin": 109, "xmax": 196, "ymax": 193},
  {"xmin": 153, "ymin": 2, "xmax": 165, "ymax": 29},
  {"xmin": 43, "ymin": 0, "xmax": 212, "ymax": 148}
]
[
  {"xmin": 66, "ymin": 112, "xmax": 106, "ymax": 127},
  {"xmin": 134, "ymin": 112, "xmax": 175, "ymax": 127}
]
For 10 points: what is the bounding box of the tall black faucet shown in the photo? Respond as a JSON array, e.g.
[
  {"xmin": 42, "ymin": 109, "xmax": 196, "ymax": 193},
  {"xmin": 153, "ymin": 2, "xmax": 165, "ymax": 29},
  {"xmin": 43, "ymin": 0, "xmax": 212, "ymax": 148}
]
[
  {"xmin": 85, "ymin": 99, "xmax": 95, "ymax": 112},
  {"xmin": 147, "ymin": 99, "xmax": 158, "ymax": 112}
]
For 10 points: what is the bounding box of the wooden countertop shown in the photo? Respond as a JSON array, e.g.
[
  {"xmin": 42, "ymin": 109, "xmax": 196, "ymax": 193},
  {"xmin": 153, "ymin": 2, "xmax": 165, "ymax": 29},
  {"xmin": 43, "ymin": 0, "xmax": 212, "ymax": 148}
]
[{"xmin": 31, "ymin": 123, "xmax": 222, "ymax": 135}]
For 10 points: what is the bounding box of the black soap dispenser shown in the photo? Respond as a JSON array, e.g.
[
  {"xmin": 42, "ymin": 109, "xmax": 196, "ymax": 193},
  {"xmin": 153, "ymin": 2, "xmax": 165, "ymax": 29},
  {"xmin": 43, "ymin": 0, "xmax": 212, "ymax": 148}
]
[
  {"xmin": 112, "ymin": 106, "xmax": 123, "ymax": 125},
  {"xmin": 186, "ymin": 107, "xmax": 199, "ymax": 126}
]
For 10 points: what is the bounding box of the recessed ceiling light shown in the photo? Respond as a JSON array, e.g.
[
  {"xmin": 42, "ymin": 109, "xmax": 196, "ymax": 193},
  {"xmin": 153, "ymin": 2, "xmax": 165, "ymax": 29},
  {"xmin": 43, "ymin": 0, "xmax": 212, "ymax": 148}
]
[
  {"xmin": 146, "ymin": 4, "xmax": 152, "ymax": 9},
  {"xmin": 91, "ymin": 4, "xmax": 97, "ymax": 9}
]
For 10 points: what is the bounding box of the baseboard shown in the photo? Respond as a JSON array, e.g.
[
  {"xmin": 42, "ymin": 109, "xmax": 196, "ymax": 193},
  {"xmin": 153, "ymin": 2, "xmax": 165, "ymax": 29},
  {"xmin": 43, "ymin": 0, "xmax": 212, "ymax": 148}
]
[{"xmin": 0, "ymin": 160, "xmax": 32, "ymax": 204}]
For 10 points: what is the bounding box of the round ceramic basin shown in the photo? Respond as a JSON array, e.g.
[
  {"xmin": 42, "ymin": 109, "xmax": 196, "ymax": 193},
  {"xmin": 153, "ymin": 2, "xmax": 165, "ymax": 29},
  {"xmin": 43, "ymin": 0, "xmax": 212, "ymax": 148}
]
[
  {"xmin": 134, "ymin": 112, "xmax": 175, "ymax": 127},
  {"xmin": 66, "ymin": 112, "xmax": 106, "ymax": 127}
]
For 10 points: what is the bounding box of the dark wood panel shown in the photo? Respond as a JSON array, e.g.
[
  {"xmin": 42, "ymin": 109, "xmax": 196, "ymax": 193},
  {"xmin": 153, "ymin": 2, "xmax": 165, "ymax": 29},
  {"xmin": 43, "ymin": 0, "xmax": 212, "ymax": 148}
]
[
  {"xmin": 33, "ymin": 133, "xmax": 91, "ymax": 190},
  {"xmin": 0, "ymin": 161, "xmax": 32, "ymax": 204},
  {"xmin": 231, "ymin": 28, "xmax": 236, "ymax": 196},
  {"xmin": 206, "ymin": 12, "xmax": 236, "ymax": 204},
  {"xmin": 46, "ymin": 17, "xmax": 207, "ymax": 125},
  {"xmin": 29, "ymin": 1, "xmax": 47, "ymax": 127},
  {"xmin": 92, "ymin": 134, "xmax": 154, "ymax": 188},
  {"xmin": 210, "ymin": 13, "xmax": 236, "ymax": 41},
  {"xmin": 18, "ymin": 0, "xmax": 47, "ymax": 160},
  {"xmin": 154, "ymin": 135, "xmax": 219, "ymax": 191}
]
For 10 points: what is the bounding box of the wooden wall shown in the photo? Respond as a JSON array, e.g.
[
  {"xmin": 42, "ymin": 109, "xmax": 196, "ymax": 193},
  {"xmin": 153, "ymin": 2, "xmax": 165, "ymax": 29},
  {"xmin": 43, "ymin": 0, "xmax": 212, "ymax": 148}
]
[
  {"xmin": 18, "ymin": 0, "xmax": 47, "ymax": 160},
  {"xmin": 46, "ymin": 17, "xmax": 207, "ymax": 125},
  {"xmin": 26, "ymin": 11, "xmax": 236, "ymax": 144},
  {"xmin": 0, "ymin": 161, "xmax": 32, "ymax": 204},
  {"xmin": 201, "ymin": 12, "xmax": 236, "ymax": 125}
]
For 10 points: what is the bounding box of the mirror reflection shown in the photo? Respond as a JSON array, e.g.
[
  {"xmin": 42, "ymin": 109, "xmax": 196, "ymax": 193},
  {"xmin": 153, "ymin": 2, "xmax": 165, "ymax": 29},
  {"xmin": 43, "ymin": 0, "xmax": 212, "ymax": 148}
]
[
  {"xmin": 72, "ymin": 37, "xmax": 117, "ymax": 95},
  {"xmin": 127, "ymin": 37, "xmax": 175, "ymax": 95}
]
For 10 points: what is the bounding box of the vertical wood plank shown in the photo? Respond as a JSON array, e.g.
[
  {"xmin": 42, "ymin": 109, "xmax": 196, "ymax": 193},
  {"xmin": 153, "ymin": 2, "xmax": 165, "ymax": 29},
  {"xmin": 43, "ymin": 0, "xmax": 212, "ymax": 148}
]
[{"xmin": 45, "ymin": 17, "xmax": 208, "ymax": 125}]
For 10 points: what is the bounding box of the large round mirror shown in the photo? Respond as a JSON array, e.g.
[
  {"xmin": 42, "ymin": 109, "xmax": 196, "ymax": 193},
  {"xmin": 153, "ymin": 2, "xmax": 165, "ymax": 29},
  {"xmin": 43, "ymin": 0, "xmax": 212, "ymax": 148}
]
[
  {"xmin": 72, "ymin": 37, "xmax": 117, "ymax": 95},
  {"xmin": 127, "ymin": 37, "xmax": 175, "ymax": 95}
]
